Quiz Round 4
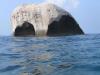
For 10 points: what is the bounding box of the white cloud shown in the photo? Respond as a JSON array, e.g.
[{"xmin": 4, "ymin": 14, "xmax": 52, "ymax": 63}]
[
  {"xmin": 67, "ymin": 0, "xmax": 80, "ymax": 8},
  {"xmin": 44, "ymin": 0, "xmax": 66, "ymax": 7},
  {"xmin": 44, "ymin": 0, "xmax": 80, "ymax": 10}
]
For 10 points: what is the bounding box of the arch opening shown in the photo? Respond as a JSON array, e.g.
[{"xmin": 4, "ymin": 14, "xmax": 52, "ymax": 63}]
[
  {"xmin": 14, "ymin": 21, "xmax": 35, "ymax": 36},
  {"xmin": 47, "ymin": 15, "xmax": 84, "ymax": 36}
]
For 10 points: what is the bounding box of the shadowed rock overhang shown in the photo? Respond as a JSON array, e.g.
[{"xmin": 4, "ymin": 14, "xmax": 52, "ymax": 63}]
[
  {"xmin": 47, "ymin": 15, "xmax": 84, "ymax": 36},
  {"xmin": 14, "ymin": 21, "xmax": 35, "ymax": 36}
]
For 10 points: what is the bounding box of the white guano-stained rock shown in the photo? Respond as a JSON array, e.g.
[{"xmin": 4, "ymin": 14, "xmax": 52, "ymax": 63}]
[{"xmin": 11, "ymin": 3, "xmax": 84, "ymax": 36}]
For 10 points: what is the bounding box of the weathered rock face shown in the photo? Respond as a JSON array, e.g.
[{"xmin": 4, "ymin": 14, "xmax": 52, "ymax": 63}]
[{"xmin": 11, "ymin": 3, "xmax": 84, "ymax": 36}]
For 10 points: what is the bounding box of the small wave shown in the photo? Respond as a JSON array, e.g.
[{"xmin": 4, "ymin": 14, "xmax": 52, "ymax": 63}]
[{"xmin": 0, "ymin": 65, "xmax": 21, "ymax": 72}]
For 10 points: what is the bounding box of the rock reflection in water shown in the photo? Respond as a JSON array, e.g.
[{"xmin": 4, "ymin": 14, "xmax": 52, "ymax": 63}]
[
  {"xmin": 3, "ymin": 37, "xmax": 73, "ymax": 75},
  {"xmin": 11, "ymin": 44, "xmax": 49, "ymax": 53},
  {"xmin": 32, "ymin": 64, "xmax": 55, "ymax": 75},
  {"xmin": 21, "ymin": 64, "xmax": 55, "ymax": 75},
  {"xmin": 33, "ymin": 52, "xmax": 54, "ymax": 61},
  {"xmin": 20, "ymin": 63, "xmax": 73, "ymax": 75}
]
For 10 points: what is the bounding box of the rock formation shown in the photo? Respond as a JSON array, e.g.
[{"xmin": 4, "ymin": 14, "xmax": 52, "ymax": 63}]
[{"xmin": 11, "ymin": 3, "xmax": 84, "ymax": 36}]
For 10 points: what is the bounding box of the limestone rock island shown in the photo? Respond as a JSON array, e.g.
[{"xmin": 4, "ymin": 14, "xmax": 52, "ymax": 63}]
[{"xmin": 11, "ymin": 3, "xmax": 84, "ymax": 36}]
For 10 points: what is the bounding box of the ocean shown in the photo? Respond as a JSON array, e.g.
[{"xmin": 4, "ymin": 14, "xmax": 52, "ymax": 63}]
[{"xmin": 0, "ymin": 34, "xmax": 100, "ymax": 75}]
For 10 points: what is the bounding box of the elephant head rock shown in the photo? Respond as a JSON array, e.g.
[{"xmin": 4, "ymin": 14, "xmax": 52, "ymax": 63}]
[{"xmin": 11, "ymin": 3, "xmax": 84, "ymax": 36}]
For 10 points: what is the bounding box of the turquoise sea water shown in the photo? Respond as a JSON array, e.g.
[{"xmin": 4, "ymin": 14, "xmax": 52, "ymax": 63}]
[{"xmin": 0, "ymin": 34, "xmax": 100, "ymax": 75}]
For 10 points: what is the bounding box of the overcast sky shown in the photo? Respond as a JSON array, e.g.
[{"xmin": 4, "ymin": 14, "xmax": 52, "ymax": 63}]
[{"xmin": 0, "ymin": 0, "xmax": 100, "ymax": 35}]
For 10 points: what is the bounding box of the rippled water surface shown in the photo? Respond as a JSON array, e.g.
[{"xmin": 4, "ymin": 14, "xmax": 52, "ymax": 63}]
[{"xmin": 0, "ymin": 34, "xmax": 100, "ymax": 75}]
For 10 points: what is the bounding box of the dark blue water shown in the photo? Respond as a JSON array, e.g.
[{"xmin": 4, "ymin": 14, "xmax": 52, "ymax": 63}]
[{"xmin": 0, "ymin": 34, "xmax": 100, "ymax": 75}]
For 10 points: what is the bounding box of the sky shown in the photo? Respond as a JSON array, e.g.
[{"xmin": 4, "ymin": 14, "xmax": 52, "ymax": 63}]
[{"xmin": 0, "ymin": 0, "xmax": 100, "ymax": 35}]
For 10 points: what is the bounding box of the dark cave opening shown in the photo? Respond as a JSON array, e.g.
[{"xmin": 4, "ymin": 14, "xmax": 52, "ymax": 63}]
[
  {"xmin": 14, "ymin": 21, "xmax": 35, "ymax": 36},
  {"xmin": 47, "ymin": 15, "xmax": 84, "ymax": 36}
]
